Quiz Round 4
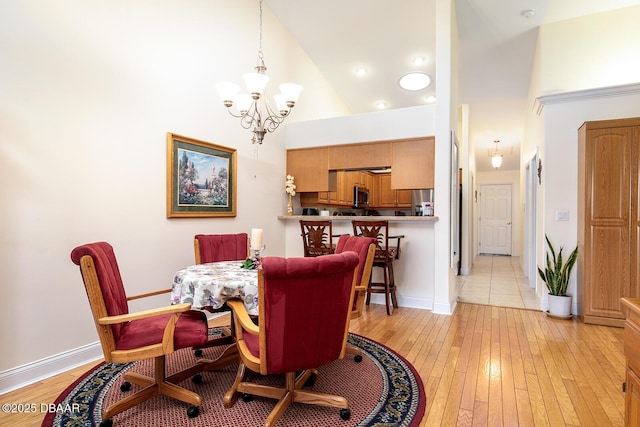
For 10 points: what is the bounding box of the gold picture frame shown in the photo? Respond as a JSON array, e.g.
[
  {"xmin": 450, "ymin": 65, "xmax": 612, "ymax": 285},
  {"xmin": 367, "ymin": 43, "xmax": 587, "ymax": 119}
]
[{"xmin": 166, "ymin": 133, "xmax": 237, "ymax": 218}]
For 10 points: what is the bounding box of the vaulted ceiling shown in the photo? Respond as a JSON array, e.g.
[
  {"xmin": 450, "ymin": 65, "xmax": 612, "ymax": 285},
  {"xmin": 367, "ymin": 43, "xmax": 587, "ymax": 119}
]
[{"xmin": 265, "ymin": 0, "xmax": 640, "ymax": 171}]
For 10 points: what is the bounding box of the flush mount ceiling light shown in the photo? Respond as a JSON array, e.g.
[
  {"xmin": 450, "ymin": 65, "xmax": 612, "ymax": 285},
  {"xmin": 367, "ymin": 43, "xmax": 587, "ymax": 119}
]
[
  {"xmin": 355, "ymin": 67, "xmax": 368, "ymax": 77},
  {"xmin": 399, "ymin": 72, "xmax": 431, "ymax": 91},
  {"xmin": 425, "ymin": 95, "xmax": 436, "ymax": 104},
  {"xmin": 521, "ymin": 8, "xmax": 536, "ymax": 18},
  {"xmin": 491, "ymin": 140, "xmax": 503, "ymax": 169},
  {"xmin": 412, "ymin": 56, "xmax": 426, "ymax": 66},
  {"xmin": 215, "ymin": 0, "xmax": 302, "ymax": 146},
  {"xmin": 375, "ymin": 101, "xmax": 387, "ymax": 109}
]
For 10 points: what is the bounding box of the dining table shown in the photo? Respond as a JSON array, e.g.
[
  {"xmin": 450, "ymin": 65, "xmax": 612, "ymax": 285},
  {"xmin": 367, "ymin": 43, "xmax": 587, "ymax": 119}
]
[
  {"xmin": 170, "ymin": 260, "xmax": 259, "ymax": 373},
  {"xmin": 171, "ymin": 260, "xmax": 259, "ymax": 316}
]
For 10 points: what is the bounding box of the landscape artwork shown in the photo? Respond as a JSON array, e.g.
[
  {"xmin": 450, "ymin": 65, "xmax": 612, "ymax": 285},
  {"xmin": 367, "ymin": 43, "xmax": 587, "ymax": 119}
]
[{"xmin": 167, "ymin": 133, "xmax": 236, "ymax": 218}]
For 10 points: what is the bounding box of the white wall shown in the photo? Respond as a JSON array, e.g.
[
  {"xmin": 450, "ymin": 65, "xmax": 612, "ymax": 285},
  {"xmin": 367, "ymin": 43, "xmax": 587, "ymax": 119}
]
[
  {"xmin": 523, "ymin": 6, "xmax": 640, "ymax": 312},
  {"xmin": 537, "ymin": 88, "xmax": 640, "ymax": 312},
  {"xmin": 285, "ymin": 105, "xmax": 436, "ymax": 148},
  {"xmin": 0, "ymin": 0, "xmax": 348, "ymax": 389},
  {"xmin": 538, "ymin": 5, "xmax": 640, "ymax": 95}
]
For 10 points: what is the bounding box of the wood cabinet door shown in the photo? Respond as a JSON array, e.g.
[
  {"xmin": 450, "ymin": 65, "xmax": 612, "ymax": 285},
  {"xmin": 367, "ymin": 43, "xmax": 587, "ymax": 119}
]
[
  {"xmin": 286, "ymin": 147, "xmax": 329, "ymax": 192},
  {"xmin": 583, "ymin": 127, "xmax": 632, "ymax": 321},
  {"xmin": 391, "ymin": 137, "xmax": 435, "ymax": 189},
  {"xmin": 328, "ymin": 142, "xmax": 391, "ymax": 170},
  {"xmin": 377, "ymin": 174, "xmax": 397, "ymax": 207},
  {"xmin": 396, "ymin": 189, "xmax": 412, "ymax": 207},
  {"xmin": 626, "ymin": 367, "xmax": 640, "ymax": 427}
]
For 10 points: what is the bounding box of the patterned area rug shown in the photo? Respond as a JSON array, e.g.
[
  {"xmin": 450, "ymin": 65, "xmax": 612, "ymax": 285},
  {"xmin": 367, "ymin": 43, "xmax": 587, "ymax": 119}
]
[{"xmin": 42, "ymin": 333, "xmax": 425, "ymax": 427}]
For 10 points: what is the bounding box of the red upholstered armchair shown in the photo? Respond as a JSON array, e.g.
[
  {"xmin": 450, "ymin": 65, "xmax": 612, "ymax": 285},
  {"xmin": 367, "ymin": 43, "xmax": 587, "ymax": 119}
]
[
  {"xmin": 71, "ymin": 242, "xmax": 209, "ymax": 425},
  {"xmin": 223, "ymin": 252, "xmax": 360, "ymax": 426},
  {"xmin": 192, "ymin": 233, "xmax": 250, "ymax": 357},
  {"xmin": 194, "ymin": 233, "xmax": 250, "ymax": 264}
]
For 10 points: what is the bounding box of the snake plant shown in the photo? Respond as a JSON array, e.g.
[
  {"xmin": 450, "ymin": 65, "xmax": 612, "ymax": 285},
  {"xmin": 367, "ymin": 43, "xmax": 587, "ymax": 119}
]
[{"xmin": 537, "ymin": 234, "xmax": 578, "ymax": 296}]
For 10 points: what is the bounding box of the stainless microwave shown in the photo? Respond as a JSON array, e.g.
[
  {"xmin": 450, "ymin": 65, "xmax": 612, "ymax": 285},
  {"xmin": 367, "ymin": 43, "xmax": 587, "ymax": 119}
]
[{"xmin": 353, "ymin": 186, "xmax": 369, "ymax": 208}]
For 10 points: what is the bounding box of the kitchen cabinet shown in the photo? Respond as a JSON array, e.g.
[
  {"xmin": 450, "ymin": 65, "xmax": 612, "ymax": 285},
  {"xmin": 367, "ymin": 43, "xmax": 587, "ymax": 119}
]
[
  {"xmin": 328, "ymin": 142, "xmax": 391, "ymax": 170},
  {"xmin": 621, "ymin": 298, "xmax": 640, "ymax": 426},
  {"xmin": 391, "ymin": 137, "xmax": 435, "ymax": 189},
  {"xmin": 577, "ymin": 118, "xmax": 640, "ymax": 327},
  {"xmin": 286, "ymin": 147, "xmax": 329, "ymax": 192},
  {"xmin": 375, "ymin": 173, "xmax": 411, "ymax": 208}
]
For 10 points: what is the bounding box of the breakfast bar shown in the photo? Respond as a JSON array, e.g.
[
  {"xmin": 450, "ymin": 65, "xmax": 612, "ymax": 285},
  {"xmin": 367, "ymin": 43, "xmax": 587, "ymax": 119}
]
[{"xmin": 279, "ymin": 215, "xmax": 438, "ymax": 311}]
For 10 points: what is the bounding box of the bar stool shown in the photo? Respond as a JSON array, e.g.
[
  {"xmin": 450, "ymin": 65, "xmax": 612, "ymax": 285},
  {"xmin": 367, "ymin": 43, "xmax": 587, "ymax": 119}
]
[
  {"xmin": 299, "ymin": 220, "xmax": 335, "ymax": 257},
  {"xmin": 352, "ymin": 220, "xmax": 403, "ymax": 315}
]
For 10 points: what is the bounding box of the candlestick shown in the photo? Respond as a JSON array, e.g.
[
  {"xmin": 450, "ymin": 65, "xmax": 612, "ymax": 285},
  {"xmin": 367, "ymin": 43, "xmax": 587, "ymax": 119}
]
[{"xmin": 251, "ymin": 228, "xmax": 263, "ymax": 250}]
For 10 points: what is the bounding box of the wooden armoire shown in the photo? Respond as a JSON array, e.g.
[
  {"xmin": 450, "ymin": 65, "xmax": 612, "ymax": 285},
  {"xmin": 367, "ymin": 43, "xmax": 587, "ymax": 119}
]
[{"xmin": 577, "ymin": 118, "xmax": 640, "ymax": 327}]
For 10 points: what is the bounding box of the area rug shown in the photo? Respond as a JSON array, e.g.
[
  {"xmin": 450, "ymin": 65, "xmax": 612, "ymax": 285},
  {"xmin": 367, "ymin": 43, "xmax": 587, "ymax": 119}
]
[{"xmin": 43, "ymin": 333, "xmax": 425, "ymax": 427}]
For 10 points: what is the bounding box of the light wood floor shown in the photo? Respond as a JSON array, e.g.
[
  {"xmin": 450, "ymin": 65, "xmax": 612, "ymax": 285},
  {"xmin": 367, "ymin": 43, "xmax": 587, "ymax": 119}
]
[{"xmin": 0, "ymin": 303, "xmax": 626, "ymax": 426}]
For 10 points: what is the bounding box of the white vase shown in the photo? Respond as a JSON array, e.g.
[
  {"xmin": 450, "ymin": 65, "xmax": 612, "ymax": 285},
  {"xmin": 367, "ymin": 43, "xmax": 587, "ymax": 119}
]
[{"xmin": 548, "ymin": 294, "xmax": 572, "ymax": 318}]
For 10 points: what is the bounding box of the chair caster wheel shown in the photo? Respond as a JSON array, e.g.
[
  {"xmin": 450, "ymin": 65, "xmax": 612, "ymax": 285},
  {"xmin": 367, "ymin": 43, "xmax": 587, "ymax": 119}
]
[
  {"xmin": 241, "ymin": 393, "xmax": 253, "ymax": 402},
  {"xmin": 354, "ymin": 355, "xmax": 363, "ymax": 363},
  {"xmin": 187, "ymin": 405, "xmax": 199, "ymax": 418},
  {"xmin": 192, "ymin": 374, "xmax": 203, "ymax": 384},
  {"xmin": 99, "ymin": 419, "xmax": 113, "ymax": 427},
  {"xmin": 194, "ymin": 349, "xmax": 203, "ymax": 357},
  {"xmin": 120, "ymin": 381, "xmax": 131, "ymax": 392},
  {"xmin": 340, "ymin": 408, "xmax": 351, "ymax": 420},
  {"xmin": 304, "ymin": 373, "xmax": 317, "ymax": 387}
]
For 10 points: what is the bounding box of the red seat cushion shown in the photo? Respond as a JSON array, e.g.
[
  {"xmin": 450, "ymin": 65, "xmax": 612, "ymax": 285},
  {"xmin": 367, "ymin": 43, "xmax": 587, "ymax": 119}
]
[{"xmin": 116, "ymin": 310, "xmax": 208, "ymax": 351}]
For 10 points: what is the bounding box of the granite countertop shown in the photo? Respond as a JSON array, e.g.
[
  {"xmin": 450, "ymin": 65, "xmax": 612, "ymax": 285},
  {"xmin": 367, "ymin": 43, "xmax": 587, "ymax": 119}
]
[{"xmin": 278, "ymin": 215, "xmax": 438, "ymax": 222}]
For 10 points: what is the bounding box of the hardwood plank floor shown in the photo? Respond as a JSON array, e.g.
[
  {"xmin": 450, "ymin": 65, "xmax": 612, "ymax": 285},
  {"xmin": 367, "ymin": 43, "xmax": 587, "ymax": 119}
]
[{"xmin": 0, "ymin": 303, "xmax": 626, "ymax": 426}]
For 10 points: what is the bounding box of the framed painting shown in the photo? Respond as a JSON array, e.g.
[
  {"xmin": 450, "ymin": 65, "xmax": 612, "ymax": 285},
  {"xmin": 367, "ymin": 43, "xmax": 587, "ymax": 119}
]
[{"xmin": 166, "ymin": 133, "xmax": 237, "ymax": 218}]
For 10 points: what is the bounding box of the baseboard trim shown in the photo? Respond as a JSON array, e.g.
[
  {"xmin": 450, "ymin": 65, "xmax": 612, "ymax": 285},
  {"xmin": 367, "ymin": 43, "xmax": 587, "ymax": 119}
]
[
  {"xmin": 368, "ymin": 294, "xmax": 434, "ymax": 311},
  {"xmin": 0, "ymin": 342, "xmax": 103, "ymax": 396},
  {"xmin": 433, "ymin": 299, "xmax": 457, "ymax": 315}
]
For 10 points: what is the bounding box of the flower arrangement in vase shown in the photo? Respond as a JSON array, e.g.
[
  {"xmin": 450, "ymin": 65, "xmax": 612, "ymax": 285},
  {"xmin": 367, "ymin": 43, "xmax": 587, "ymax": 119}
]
[{"xmin": 285, "ymin": 175, "xmax": 296, "ymax": 215}]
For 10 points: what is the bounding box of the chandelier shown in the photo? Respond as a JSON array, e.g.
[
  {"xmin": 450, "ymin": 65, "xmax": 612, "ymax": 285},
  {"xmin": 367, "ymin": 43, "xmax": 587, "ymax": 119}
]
[
  {"xmin": 491, "ymin": 140, "xmax": 503, "ymax": 169},
  {"xmin": 215, "ymin": 0, "xmax": 303, "ymax": 145}
]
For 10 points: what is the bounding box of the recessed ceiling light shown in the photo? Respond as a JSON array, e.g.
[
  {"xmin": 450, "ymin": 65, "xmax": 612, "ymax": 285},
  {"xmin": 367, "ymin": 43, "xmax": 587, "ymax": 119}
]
[
  {"xmin": 399, "ymin": 72, "xmax": 431, "ymax": 91},
  {"xmin": 412, "ymin": 56, "xmax": 425, "ymax": 66},
  {"xmin": 355, "ymin": 67, "xmax": 368, "ymax": 77},
  {"xmin": 425, "ymin": 95, "xmax": 436, "ymax": 104},
  {"xmin": 375, "ymin": 101, "xmax": 387, "ymax": 109},
  {"xmin": 521, "ymin": 9, "xmax": 535, "ymax": 18}
]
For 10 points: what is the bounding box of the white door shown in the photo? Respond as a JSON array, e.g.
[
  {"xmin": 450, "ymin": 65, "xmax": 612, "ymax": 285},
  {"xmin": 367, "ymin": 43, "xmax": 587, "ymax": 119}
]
[{"xmin": 479, "ymin": 184, "xmax": 512, "ymax": 255}]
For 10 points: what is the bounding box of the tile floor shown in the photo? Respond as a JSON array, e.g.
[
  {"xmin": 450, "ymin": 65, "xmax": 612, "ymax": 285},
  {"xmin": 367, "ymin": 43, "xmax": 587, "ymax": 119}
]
[{"xmin": 456, "ymin": 255, "xmax": 541, "ymax": 310}]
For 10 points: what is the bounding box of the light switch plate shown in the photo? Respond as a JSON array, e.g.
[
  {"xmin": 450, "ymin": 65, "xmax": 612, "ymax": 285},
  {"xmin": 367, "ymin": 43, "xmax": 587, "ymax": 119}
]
[{"xmin": 555, "ymin": 210, "xmax": 569, "ymax": 221}]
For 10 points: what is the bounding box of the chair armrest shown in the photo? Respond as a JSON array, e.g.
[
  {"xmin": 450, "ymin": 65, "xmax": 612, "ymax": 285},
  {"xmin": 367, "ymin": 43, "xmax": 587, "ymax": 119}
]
[
  {"xmin": 389, "ymin": 235, "xmax": 404, "ymax": 259},
  {"xmin": 126, "ymin": 288, "xmax": 172, "ymax": 301},
  {"xmin": 227, "ymin": 299, "xmax": 259, "ymax": 336},
  {"xmin": 97, "ymin": 303, "xmax": 192, "ymax": 325}
]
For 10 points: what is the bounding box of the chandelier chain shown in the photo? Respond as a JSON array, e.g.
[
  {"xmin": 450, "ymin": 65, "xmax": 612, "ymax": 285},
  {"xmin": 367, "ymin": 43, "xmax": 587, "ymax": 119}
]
[{"xmin": 258, "ymin": 0, "xmax": 263, "ymax": 59}]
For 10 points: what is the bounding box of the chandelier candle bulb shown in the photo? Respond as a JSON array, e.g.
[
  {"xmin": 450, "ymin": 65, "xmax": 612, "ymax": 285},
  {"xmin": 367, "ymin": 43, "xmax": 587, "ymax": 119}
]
[{"xmin": 251, "ymin": 228, "xmax": 263, "ymax": 250}]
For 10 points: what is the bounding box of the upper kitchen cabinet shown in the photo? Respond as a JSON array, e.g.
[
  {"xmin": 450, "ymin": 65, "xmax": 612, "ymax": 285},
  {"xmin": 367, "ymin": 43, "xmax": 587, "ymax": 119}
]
[
  {"xmin": 286, "ymin": 147, "xmax": 329, "ymax": 192},
  {"xmin": 328, "ymin": 142, "xmax": 391, "ymax": 170},
  {"xmin": 391, "ymin": 137, "xmax": 435, "ymax": 189}
]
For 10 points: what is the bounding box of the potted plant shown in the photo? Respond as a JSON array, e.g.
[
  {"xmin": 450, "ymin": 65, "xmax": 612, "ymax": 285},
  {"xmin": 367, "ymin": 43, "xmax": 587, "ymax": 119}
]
[{"xmin": 537, "ymin": 234, "xmax": 578, "ymax": 318}]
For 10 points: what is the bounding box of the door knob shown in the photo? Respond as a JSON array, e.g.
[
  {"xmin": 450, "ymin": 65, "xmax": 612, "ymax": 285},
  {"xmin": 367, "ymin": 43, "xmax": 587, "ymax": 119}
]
[{"xmin": 507, "ymin": 221, "xmax": 511, "ymax": 225}]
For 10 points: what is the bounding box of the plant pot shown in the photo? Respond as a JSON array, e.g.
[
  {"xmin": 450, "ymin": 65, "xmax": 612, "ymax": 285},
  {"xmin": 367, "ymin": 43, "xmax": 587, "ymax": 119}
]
[{"xmin": 548, "ymin": 294, "xmax": 572, "ymax": 319}]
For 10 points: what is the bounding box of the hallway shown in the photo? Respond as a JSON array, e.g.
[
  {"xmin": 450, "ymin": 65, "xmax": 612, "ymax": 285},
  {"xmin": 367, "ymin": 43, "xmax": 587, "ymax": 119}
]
[{"xmin": 456, "ymin": 255, "xmax": 541, "ymax": 310}]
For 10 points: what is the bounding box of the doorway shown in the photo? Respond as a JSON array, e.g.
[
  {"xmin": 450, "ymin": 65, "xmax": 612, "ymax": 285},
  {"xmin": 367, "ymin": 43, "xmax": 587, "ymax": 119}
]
[
  {"xmin": 478, "ymin": 184, "xmax": 512, "ymax": 255},
  {"xmin": 524, "ymin": 156, "xmax": 538, "ymax": 289}
]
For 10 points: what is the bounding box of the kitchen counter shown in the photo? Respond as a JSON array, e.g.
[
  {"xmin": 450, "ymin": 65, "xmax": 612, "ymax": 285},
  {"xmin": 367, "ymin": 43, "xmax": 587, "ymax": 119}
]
[
  {"xmin": 278, "ymin": 215, "xmax": 438, "ymax": 222},
  {"xmin": 279, "ymin": 214, "xmax": 436, "ymax": 311}
]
